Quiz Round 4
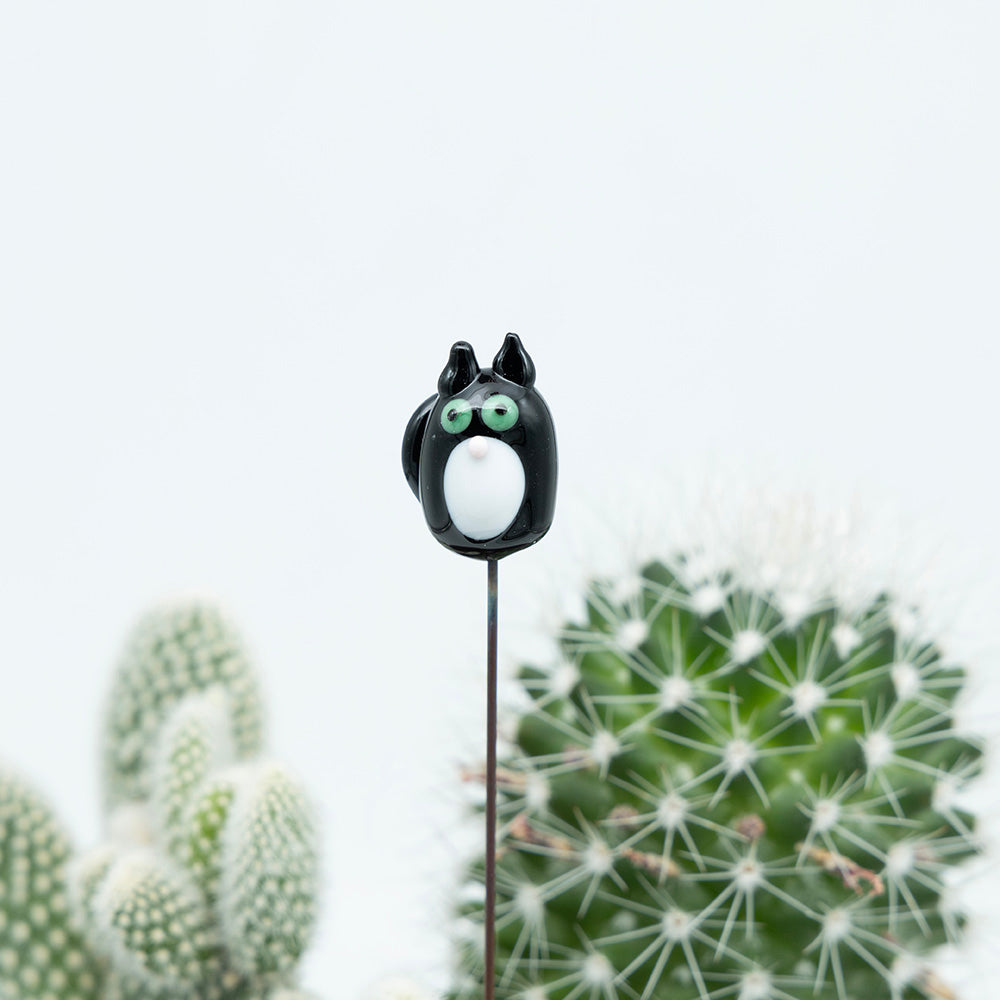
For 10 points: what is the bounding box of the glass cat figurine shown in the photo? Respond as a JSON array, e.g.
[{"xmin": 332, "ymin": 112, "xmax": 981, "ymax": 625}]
[{"xmin": 402, "ymin": 334, "xmax": 557, "ymax": 559}]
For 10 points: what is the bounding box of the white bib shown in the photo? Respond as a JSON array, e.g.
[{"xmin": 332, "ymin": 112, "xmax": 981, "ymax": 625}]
[{"xmin": 443, "ymin": 437, "xmax": 525, "ymax": 541}]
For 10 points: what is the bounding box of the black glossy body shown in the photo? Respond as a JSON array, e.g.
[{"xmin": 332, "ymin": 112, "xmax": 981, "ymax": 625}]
[{"xmin": 402, "ymin": 334, "xmax": 557, "ymax": 560}]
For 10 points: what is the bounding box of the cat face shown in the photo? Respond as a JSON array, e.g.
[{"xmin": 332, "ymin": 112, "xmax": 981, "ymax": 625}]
[{"xmin": 402, "ymin": 334, "xmax": 557, "ymax": 560}]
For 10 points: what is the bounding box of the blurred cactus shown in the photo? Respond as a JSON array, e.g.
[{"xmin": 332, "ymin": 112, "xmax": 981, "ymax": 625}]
[
  {"xmin": 0, "ymin": 770, "xmax": 103, "ymax": 1000},
  {"xmin": 453, "ymin": 559, "xmax": 983, "ymax": 1000},
  {"xmin": 104, "ymin": 604, "xmax": 264, "ymax": 808},
  {"xmin": 1, "ymin": 601, "xmax": 321, "ymax": 1000}
]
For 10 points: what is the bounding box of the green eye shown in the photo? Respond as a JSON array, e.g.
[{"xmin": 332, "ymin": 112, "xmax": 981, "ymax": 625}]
[
  {"xmin": 482, "ymin": 393, "xmax": 519, "ymax": 432},
  {"xmin": 440, "ymin": 397, "xmax": 472, "ymax": 434}
]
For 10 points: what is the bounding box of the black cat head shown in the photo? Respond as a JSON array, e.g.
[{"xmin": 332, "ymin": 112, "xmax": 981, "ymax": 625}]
[{"xmin": 402, "ymin": 334, "xmax": 557, "ymax": 560}]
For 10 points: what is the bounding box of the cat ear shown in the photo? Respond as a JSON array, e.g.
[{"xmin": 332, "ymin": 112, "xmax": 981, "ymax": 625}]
[
  {"xmin": 492, "ymin": 333, "xmax": 535, "ymax": 387},
  {"xmin": 438, "ymin": 341, "xmax": 480, "ymax": 396}
]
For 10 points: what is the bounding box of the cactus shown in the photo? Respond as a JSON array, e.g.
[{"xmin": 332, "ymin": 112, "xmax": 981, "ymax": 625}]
[
  {"xmin": 453, "ymin": 557, "xmax": 983, "ymax": 1000},
  {"xmin": 1, "ymin": 600, "xmax": 321, "ymax": 1000},
  {"xmin": 0, "ymin": 770, "xmax": 103, "ymax": 1000},
  {"xmin": 103, "ymin": 603, "xmax": 264, "ymax": 809}
]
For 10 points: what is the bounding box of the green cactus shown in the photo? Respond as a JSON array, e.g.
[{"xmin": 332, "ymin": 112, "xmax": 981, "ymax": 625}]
[
  {"xmin": 104, "ymin": 603, "xmax": 264, "ymax": 808},
  {"xmin": 0, "ymin": 770, "xmax": 103, "ymax": 1000},
  {"xmin": 453, "ymin": 559, "xmax": 983, "ymax": 1000},
  {"xmin": 1, "ymin": 600, "xmax": 321, "ymax": 1000}
]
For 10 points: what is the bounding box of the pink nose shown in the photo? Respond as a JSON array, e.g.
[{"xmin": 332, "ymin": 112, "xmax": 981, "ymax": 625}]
[{"xmin": 468, "ymin": 436, "xmax": 489, "ymax": 460}]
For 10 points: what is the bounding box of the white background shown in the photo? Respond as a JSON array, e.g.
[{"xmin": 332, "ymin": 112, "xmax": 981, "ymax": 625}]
[{"xmin": 1, "ymin": 3, "xmax": 998, "ymax": 998}]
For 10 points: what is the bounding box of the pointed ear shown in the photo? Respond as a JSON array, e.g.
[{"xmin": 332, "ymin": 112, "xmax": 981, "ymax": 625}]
[
  {"xmin": 438, "ymin": 341, "xmax": 480, "ymax": 396},
  {"xmin": 492, "ymin": 333, "xmax": 535, "ymax": 387}
]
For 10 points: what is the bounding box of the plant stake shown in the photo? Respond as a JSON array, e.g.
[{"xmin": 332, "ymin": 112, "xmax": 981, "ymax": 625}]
[{"xmin": 403, "ymin": 334, "xmax": 558, "ymax": 1000}]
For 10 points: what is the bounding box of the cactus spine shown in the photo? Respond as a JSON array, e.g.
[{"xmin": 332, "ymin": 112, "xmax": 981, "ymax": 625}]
[
  {"xmin": 1, "ymin": 601, "xmax": 321, "ymax": 1000},
  {"xmin": 453, "ymin": 558, "xmax": 982, "ymax": 1000}
]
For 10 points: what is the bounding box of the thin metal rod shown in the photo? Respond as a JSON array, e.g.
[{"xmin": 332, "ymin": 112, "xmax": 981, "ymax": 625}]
[{"xmin": 485, "ymin": 558, "xmax": 499, "ymax": 1000}]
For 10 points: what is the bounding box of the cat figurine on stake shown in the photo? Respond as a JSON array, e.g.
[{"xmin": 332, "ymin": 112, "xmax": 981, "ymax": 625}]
[
  {"xmin": 402, "ymin": 333, "xmax": 557, "ymax": 559},
  {"xmin": 402, "ymin": 333, "xmax": 557, "ymax": 1000}
]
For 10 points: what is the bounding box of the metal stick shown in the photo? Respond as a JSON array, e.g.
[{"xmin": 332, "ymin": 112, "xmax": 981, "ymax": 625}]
[{"xmin": 485, "ymin": 557, "xmax": 499, "ymax": 1000}]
